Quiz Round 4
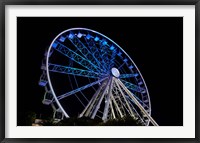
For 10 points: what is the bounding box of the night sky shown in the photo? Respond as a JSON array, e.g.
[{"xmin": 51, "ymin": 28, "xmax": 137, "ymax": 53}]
[{"xmin": 17, "ymin": 17, "xmax": 183, "ymax": 126}]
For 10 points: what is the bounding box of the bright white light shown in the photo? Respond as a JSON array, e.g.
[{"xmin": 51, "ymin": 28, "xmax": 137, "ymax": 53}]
[{"xmin": 111, "ymin": 67, "xmax": 120, "ymax": 77}]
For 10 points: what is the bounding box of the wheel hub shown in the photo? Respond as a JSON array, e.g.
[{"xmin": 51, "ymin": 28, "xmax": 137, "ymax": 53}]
[{"xmin": 111, "ymin": 67, "xmax": 120, "ymax": 78}]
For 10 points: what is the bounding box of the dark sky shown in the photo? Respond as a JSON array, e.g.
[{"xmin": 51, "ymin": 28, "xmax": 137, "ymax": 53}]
[{"xmin": 17, "ymin": 17, "xmax": 183, "ymax": 126}]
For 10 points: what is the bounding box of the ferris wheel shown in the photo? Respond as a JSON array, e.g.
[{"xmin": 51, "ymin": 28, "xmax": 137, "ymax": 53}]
[{"xmin": 39, "ymin": 28, "xmax": 158, "ymax": 126}]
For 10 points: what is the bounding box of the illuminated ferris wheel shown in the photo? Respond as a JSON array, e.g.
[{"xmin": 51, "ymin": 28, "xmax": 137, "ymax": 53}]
[{"xmin": 39, "ymin": 28, "xmax": 158, "ymax": 126}]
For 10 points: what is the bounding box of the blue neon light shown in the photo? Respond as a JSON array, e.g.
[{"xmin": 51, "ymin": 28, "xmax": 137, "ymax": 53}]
[
  {"xmin": 110, "ymin": 46, "xmax": 115, "ymax": 50},
  {"xmin": 123, "ymin": 58, "xmax": 128, "ymax": 62},
  {"xmin": 68, "ymin": 33, "xmax": 74, "ymax": 39},
  {"xmin": 121, "ymin": 79, "xmax": 145, "ymax": 93},
  {"xmin": 117, "ymin": 52, "xmax": 122, "ymax": 56},
  {"xmin": 94, "ymin": 36, "xmax": 99, "ymax": 41},
  {"xmin": 86, "ymin": 34, "xmax": 91, "ymax": 39},
  {"xmin": 48, "ymin": 63, "xmax": 106, "ymax": 78},
  {"xmin": 129, "ymin": 65, "xmax": 134, "ymax": 69},
  {"xmin": 102, "ymin": 40, "xmax": 107, "ymax": 45},
  {"xmin": 59, "ymin": 36, "xmax": 66, "ymax": 42},
  {"xmin": 52, "ymin": 41, "xmax": 101, "ymax": 73},
  {"xmin": 77, "ymin": 33, "xmax": 82, "ymax": 38},
  {"xmin": 67, "ymin": 35, "xmax": 104, "ymax": 73},
  {"xmin": 52, "ymin": 42, "xmax": 58, "ymax": 48}
]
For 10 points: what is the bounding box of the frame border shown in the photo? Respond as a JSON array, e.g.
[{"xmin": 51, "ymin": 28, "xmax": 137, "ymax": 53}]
[{"xmin": 1, "ymin": 0, "xmax": 199, "ymax": 143}]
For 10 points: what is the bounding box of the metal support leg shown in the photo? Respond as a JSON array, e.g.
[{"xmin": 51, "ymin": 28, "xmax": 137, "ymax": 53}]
[
  {"xmin": 114, "ymin": 78, "xmax": 136, "ymax": 118},
  {"xmin": 110, "ymin": 94, "xmax": 123, "ymax": 118},
  {"xmin": 79, "ymin": 82, "xmax": 105, "ymax": 118},
  {"xmin": 102, "ymin": 77, "xmax": 114, "ymax": 121},
  {"xmin": 117, "ymin": 79, "xmax": 159, "ymax": 126},
  {"xmin": 91, "ymin": 78, "xmax": 111, "ymax": 119}
]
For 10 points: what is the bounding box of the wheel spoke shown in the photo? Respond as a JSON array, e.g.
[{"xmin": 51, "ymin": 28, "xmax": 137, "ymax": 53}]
[
  {"xmin": 84, "ymin": 37, "xmax": 107, "ymax": 72},
  {"xmin": 67, "ymin": 34, "xmax": 104, "ymax": 72},
  {"xmin": 120, "ymin": 73, "xmax": 139, "ymax": 78},
  {"xmin": 108, "ymin": 48, "xmax": 117, "ymax": 69},
  {"xmin": 118, "ymin": 62, "xmax": 125, "ymax": 70},
  {"xmin": 120, "ymin": 79, "xmax": 146, "ymax": 93},
  {"xmin": 57, "ymin": 77, "xmax": 108, "ymax": 100},
  {"xmin": 98, "ymin": 42, "xmax": 110, "ymax": 71},
  {"xmin": 52, "ymin": 41, "xmax": 101, "ymax": 73},
  {"xmin": 48, "ymin": 63, "xmax": 107, "ymax": 79},
  {"xmin": 67, "ymin": 69, "xmax": 86, "ymax": 108}
]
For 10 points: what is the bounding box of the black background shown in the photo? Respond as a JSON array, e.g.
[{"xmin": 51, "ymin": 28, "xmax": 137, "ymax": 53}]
[{"xmin": 17, "ymin": 17, "xmax": 183, "ymax": 126}]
